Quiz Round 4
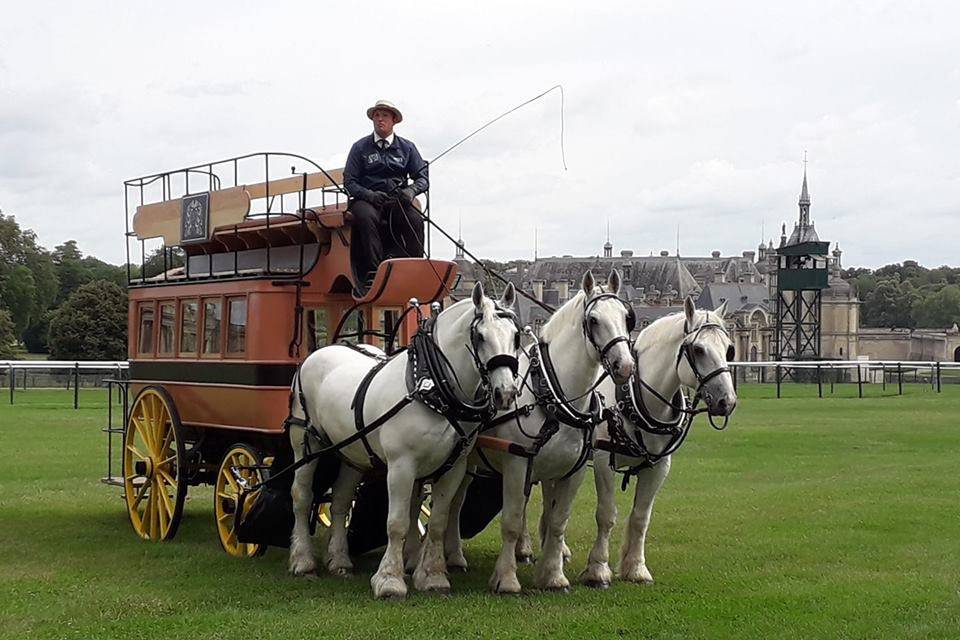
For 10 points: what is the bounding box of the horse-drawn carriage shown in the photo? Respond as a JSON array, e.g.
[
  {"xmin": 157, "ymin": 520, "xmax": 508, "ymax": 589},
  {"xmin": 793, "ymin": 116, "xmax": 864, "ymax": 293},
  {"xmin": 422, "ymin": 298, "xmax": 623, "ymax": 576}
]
[
  {"xmin": 103, "ymin": 151, "xmax": 738, "ymax": 597},
  {"xmin": 102, "ymin": 152, "xmax": 459, "ymax": 556}
]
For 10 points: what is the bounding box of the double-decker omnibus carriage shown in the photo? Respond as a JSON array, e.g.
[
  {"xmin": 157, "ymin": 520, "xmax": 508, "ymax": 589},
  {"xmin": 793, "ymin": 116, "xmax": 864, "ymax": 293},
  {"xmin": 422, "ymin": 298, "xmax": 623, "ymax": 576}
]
[{"xmin": 104, "ymin": 152, "xmax": 458, "ymax": 557}]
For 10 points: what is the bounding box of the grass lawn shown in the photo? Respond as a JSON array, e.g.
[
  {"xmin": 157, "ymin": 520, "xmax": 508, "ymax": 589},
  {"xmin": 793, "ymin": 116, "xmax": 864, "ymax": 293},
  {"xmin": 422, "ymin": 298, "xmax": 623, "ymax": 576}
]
[{"xmin": 1, "ymin": 386, "xmax": 958, "ymax": 639}]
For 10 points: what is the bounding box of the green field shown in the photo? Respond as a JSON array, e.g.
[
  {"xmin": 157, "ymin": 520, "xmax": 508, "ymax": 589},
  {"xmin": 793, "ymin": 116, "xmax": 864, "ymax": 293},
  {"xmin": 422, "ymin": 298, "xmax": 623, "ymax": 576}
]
[{"xmin": 1, "ymin": 387, "xmax": 958, "ymax": 639}]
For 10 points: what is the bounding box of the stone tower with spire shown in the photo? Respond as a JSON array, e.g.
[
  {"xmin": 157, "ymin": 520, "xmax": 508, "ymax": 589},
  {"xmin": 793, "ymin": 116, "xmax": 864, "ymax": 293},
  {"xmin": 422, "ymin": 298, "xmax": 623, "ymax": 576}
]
[
  {"xmin": 603, "ymin": 221, "xmax": 613, "ymax": 258},
  {"xmin": 771, "ymin": 166, "xmax": 831, "ymax": 361}
]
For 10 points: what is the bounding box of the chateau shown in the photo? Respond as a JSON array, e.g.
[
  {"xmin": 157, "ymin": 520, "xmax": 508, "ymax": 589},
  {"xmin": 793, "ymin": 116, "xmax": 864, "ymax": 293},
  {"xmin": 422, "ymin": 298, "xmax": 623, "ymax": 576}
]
[{"xmin": 452, "ymin": 172, "xmax": 960, "ymax": 362}]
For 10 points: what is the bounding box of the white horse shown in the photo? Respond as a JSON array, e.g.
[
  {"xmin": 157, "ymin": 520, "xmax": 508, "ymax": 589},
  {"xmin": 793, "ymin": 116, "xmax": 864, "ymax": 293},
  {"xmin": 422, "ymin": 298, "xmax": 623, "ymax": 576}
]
[
  {"xmin": 448, "ymin": 270, "xmax": 636, "ymax": 593},
  {"xmin": 287, "ymin": 281, "xmax": 521, "ymax": 599},
  {"xmin": 581, "ymin": 296, "xmax": 737, "ymax": 587}
]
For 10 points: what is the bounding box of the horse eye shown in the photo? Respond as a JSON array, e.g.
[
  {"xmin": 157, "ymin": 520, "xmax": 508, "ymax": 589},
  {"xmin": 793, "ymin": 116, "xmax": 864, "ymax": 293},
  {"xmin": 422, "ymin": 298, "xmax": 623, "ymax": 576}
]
[
  {"xmin": 693, "ymin": 344, "xmax": 705, "ymax": 356},
  {"xmin": 476, "ymin": 333, "xmax": 485, "ymax": 342},
  {"xmin": 589, "ymin": 316, "xmax": 599, "ymax": 325}
]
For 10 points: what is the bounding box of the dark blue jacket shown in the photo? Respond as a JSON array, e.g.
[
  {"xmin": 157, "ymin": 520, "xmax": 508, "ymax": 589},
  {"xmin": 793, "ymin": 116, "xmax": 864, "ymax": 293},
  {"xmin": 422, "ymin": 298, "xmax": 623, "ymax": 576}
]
[{"xmin": 343, "ymin": 134, "xmax": 429, "ymax": 203}]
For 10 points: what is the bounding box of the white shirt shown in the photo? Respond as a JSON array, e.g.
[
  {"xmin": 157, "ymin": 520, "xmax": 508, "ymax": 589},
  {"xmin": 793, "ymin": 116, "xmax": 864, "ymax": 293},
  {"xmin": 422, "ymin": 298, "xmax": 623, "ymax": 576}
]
[{"xmin": 373, "ymin": 132, "xmax": 395, "ymax": 148}]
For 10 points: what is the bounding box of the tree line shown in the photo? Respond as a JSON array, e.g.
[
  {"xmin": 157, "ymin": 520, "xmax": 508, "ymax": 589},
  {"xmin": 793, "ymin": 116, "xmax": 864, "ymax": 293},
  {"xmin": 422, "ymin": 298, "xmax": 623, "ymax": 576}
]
[
  {"xmin": 843, "ymin": 261, "xmax": 960, "ymax": 329},
  {"xmin": 0, "ymin": 213, "xmax": 128, "ymax": 360}
]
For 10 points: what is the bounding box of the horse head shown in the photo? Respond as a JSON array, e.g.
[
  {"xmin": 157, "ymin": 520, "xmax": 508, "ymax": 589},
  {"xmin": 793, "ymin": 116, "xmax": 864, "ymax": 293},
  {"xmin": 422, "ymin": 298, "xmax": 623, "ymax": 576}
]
[
  {"xmin": 677, "ymin": 296, "xmax": 737, "ymax": 417},
  {"xmin": 581, "ymin": 269, "xmax": 636, "ymax": 384},
  {"xmin": 469, "ymin": 281, "xmax": 521, "ymax": 410}
]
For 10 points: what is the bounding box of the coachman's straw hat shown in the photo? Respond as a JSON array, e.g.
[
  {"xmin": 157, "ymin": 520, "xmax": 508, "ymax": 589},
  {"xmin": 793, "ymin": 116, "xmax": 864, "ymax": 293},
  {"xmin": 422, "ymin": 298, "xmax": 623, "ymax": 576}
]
[{"xmin": 366, "ymin": 100, "xmax": 403, "ymax": 123}]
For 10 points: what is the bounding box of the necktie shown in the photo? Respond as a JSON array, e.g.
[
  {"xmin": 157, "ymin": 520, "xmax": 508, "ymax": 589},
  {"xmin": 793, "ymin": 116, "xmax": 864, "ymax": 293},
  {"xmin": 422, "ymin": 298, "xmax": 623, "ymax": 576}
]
[{"xmin": 378, "ymin": 140, "xmax": 386, "ymax": 150}]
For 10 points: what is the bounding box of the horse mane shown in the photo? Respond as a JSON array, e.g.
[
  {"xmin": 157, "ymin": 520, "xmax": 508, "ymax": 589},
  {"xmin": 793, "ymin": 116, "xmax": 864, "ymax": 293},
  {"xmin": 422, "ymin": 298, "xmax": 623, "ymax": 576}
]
[
  {"xmin": 540, "ymin": 289, "xmax": 586, "ymax": 343},
  {"xmin": 633, "ymin": 307, "xmax": 724, "ymax": 357}
]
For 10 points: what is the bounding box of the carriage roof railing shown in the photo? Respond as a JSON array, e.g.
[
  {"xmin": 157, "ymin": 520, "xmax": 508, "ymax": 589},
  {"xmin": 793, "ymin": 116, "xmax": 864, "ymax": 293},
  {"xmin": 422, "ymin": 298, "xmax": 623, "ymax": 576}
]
[{"xmin": 124, "ymin": 152, "xmax": 353, "ymax": 286}]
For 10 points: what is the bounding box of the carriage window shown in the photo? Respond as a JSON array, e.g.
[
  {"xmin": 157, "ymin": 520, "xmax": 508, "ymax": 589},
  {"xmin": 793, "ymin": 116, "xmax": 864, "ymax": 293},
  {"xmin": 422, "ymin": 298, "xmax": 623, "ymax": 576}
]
[
  {"xmin": 179, "ymin": 299, "xmax": 198, "ymax": 355},
  {"xmin": 306, "ymin": 307, "xmax": 328, "ymax": 352},
  {"xmin": 203, "ymin": 298, "xmax": 222, "ymax": 355},
  {"xmin": 340, "ymin": 309, "xmax": 364, "ymax": 345},
  {"xmin": 137, "ymin": 303, "xmax": 154, "ymax": 355},
  {"xmin": 158, "ymin": 303, "xmax": 175, "ymax": 355},
  {"xmin": 227, "ymin": 297, "xmax": 246, "ymax": 354},
  {"xmin": 380, "ymin": 308, "xmax": 398, "ymax": 351}
]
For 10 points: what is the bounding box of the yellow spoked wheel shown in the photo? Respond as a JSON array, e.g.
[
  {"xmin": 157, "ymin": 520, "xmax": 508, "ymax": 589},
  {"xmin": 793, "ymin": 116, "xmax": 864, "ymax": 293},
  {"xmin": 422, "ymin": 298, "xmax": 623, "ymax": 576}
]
[
  {"xmin": 122, "ymin": 386, "xmax": 187, "ymax": 541},
  {"xmin": 215, "ymin": 444, "xmax": 265, "ymax": 558}
]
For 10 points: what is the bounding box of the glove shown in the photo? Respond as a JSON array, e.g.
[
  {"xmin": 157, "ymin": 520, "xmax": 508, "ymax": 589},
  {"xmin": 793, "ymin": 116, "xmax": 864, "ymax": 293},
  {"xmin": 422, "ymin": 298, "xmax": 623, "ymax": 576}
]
[
  {"xmin": 368, "ymin": 191, "xmax": 388, "ymax": 207},
  {"xmin": 398, "ymin": 187, "xmax": 416, "ymax": 204}
]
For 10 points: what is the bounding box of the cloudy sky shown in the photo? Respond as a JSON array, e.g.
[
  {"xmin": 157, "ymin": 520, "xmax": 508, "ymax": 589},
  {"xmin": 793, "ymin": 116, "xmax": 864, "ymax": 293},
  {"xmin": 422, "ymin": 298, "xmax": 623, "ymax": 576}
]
[{"xmin": 1, "ymin": 1, "xmax": 957, "ymax": 269}]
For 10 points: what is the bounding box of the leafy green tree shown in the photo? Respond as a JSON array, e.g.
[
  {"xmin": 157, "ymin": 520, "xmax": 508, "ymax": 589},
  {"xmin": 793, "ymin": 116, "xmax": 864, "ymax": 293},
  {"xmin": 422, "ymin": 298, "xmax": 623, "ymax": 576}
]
[
  {"xmin": 0, "ymin": 307, "xmax": 15, "ymax": 359},
  {"xmin": 0, "ymin": 213, "xmax": 58, "ymax": 339},
  {"xmin": 862, "ymin": 276, "xmax": 915, "ymax": 328},
  {"xmin": 912, "ymin": 285, "xmax": 960, "ymax": 329},
  {"xmin": 22, "ymin": 311, "xmax": 52, "ymax": 353},
  {"xmin": 48, "ymin": 280, "xmax": 127, "ymax": 360},
  {"xmin": 2, "ymin": 265, "xmax": 37, "ymax": 334},
  {"xmin": 52, "ymin": 240, "xmax": 90, "ymax": 305}
]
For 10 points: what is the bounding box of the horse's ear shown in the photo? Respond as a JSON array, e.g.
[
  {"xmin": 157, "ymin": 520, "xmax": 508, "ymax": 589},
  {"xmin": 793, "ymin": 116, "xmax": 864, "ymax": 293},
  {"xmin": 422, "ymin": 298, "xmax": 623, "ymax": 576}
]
[
  {"xmin": 607, "ymin": 269, "xmax": 622, "ymax": 295},
  {"xmin": 500, "ymin": 282, "xmax": 516, "ymax": 308},
  {"xmin": 715, "ymin": 300, "xmax": 729, "ymax": 318},
  {"xmin": 472, "ymin": 281, "xmax": 485, "ymax": 308},
  {"xmin": 581, "ymin": 270, "xmax": 595, "ymax": 295},
  {"xmin": 683, "ymin": 296, "xmax": 696, "ymax": 332}
]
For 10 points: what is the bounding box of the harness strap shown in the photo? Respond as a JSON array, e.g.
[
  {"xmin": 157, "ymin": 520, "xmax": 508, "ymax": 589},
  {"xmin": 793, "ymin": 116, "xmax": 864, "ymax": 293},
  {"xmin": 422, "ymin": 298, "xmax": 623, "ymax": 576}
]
[{"xmin": 351, "ymin": 359, "xmax": 392, "ymax": 468}]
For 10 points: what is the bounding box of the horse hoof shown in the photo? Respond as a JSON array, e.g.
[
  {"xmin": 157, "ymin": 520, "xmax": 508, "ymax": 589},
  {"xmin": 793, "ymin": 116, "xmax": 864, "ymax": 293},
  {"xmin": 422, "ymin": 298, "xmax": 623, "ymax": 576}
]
[
  {"xmin": 290, "ymin": 559, "xmax": 318, "ymax": 578},
  {"xmin": 328, "ymin": 565, "xmax": 353, "ymax": 579},
  {"xmin": 447, "ymin": 563, "xmax": 469, "ymax": 573},
  {"xmin": 372, "ymin": 574, "xmax": 408, "ymax": 600},
  {"xmin": 490, "ymin": 576, "xmax": 522, "ymax": 595},
  {"xmin": 620, "ymin": 564, "xmax": 654, "ymax": 584},
  {"xmin": 581, "ymin": 578, "xmax": 610, "ymax": 589}
]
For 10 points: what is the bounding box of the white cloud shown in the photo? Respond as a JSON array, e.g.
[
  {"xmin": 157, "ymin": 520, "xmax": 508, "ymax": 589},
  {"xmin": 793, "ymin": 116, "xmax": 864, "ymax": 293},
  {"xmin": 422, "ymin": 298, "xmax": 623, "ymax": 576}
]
[{"xmin": 0, "ymin": 0, "xmax": 957, "ymax": 268}]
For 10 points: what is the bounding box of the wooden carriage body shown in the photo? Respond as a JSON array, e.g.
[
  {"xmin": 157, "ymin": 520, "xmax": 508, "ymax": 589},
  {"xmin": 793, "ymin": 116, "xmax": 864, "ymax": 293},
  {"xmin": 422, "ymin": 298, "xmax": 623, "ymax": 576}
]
[{"xmin": 110, "ymin": 152, "xmax": 458, "ymax": 551}]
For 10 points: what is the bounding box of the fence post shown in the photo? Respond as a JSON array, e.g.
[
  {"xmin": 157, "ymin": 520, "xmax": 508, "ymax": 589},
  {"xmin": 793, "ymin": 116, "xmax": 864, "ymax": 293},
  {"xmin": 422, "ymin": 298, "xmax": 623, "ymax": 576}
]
[
  {"xmin": 775, "ymin": 364, "xmax": 781, "ymax": 398},
  {"xmin": 8, "ymin": 365, "xmax": 13, "ymax": 405},
  {"xmin": 73, "ymin": 363, "xmax": 80, "ymax": 410},
  {"xmin": 732, "ymin": 365, "xmax": 738, "ymax": 393},
  {"xmin": 856, "ymin": 361, "xmax": 863, "ymax": 398},
  {"xmin": 936, "ymin": 362, "xmax": 941, "ymax": 393},
  {"xmin": 897, "ymin": 362, "xmax": 903, "ymax": 396},
  {"xmin": 881, "ymin": 364, "xmax": 886, "ymax": 392},
  {"xmin": 817, "ymin": 364, "xmax": 822, "ymax": 398}
]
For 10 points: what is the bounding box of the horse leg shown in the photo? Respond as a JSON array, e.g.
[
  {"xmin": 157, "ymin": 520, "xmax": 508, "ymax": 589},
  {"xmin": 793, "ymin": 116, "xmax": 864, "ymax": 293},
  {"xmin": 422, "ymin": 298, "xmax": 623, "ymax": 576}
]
[
  {"xmin": 326, "ymin": 465, "xmax": 363, "ymax": 577},
  {"xmin": 515, "ymin": 496, "xmax": 534, "ymax": 564},
  {"xmin": 403, "ymin": 481, "xmax": 425, "ymax": 573},
  {"xmin": 620, "ymin": 456, "xmax": 672, "ymax": 583},
  {"xmin": 444, "ymin": 472, "xmax": 473, "ymax": 572},
  {"xmin": 288, "ymin": 451, "xmax": 319, "ymax": 577},
  {"xmin": 370, "ymin": 460, "xmax": 416, "ymax": 599},
  {"xmin": 489, "ymin": 458, "xmax": 527, "ymax": 594},
  {"xmin": 534, "ymin": 469, "xmax": 585, "ymax": 591},
  {"xmin": 538, "ymin": 481, "xmax": 571, "ymax": 563},
  {"xmin": 580, "ymin": 450, "xmax": 617, "ymax": 588},
  {"xmin": 414, "ymin": 458, "xmax": 467, "ymax": 593}
]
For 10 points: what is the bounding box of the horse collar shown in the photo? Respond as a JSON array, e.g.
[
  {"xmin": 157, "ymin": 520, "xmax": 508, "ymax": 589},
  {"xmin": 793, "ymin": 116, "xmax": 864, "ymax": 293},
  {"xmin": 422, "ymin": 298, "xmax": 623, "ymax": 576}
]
[{"xmin": 529, "ymin": 341, "xmax": 602, "ymax": 430}]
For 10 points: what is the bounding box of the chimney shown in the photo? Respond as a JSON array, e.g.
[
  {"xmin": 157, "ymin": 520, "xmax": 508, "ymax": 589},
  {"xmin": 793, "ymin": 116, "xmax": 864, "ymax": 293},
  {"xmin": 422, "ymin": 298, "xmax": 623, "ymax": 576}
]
[
  {"xmin": 660, "ymin": 250, "xmax": 669, "ymax": 257},
  {"xmin": 532, "ymin": 279, "xmax": 545, "ymax": 301},
  {"xmin": 712, "ymin": 250, "xmax": 721, "ymax": 258},
  {"xmin": 620, "ymin": 250, "xmax": 634, "ymax": 258},
  {"xmin": 742, "ymin": 250, "xmax": 755, "ymax": 261}
]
